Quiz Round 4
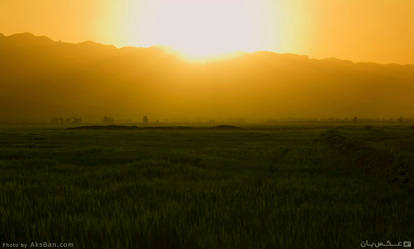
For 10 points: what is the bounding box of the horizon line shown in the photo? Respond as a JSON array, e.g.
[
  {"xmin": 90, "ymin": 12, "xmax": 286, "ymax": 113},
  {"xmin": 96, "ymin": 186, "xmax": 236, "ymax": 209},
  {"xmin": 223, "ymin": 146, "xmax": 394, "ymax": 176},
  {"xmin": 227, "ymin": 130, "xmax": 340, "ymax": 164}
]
[{"xmin": 1, "ymin": 31, "xmax": 414, "ymax": 66}]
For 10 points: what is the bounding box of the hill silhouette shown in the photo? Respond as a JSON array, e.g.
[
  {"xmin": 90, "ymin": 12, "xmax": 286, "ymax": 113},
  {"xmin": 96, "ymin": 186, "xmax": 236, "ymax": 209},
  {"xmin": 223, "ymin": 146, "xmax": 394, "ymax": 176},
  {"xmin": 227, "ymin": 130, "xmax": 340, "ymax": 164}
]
[{"xmin": 1, "ymin": 32, "xmax": 414, "ymax": 122}]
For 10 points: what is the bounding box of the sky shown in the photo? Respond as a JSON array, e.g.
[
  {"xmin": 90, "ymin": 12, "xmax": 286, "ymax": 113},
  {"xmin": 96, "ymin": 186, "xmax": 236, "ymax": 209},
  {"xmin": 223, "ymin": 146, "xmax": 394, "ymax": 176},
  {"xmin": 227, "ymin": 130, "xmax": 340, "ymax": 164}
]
[{"xmin": 1, "ymin": 0, "xmax": 413, "ymax": 63}]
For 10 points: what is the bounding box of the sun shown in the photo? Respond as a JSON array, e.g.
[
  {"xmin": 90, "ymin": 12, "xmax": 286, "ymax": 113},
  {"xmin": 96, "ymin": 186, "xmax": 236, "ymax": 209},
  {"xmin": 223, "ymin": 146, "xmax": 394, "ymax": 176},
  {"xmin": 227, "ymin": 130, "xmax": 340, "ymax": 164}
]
[{"xmin": 118, "ymin": 0, "xmax": 281, "ymax": 61}]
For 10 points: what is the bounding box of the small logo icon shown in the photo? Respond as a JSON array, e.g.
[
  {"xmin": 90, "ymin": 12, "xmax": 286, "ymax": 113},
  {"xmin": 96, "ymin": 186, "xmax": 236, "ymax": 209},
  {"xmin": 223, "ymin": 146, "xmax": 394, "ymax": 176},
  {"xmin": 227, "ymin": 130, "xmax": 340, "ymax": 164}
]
[{"xmin": 404, "ymin": 241, "xmax": 412, "ymax": 248}]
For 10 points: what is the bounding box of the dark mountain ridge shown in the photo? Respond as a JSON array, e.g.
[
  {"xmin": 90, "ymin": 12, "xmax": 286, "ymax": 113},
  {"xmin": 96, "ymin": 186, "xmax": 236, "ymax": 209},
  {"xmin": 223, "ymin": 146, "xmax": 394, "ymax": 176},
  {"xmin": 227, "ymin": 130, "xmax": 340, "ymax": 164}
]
[{"xmin": 1, "ymin": 33, "xmax": 413, "ymax": 122}]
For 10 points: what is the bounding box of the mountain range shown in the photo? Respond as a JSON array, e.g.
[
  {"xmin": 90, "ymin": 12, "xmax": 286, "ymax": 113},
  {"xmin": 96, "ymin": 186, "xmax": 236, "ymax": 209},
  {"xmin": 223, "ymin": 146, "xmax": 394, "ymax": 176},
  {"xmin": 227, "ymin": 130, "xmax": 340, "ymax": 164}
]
[{"xmin": 1, "ymin": 33, "xmax": 413, "ymax": 122}]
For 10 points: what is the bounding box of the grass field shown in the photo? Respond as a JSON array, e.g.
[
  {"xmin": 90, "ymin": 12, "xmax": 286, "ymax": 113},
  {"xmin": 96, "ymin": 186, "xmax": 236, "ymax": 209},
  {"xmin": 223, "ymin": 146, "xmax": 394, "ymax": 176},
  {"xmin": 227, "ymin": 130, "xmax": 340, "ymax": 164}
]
[{"xmin": 0, "ymin": 125, "xmax": 413, "ymax": 249}]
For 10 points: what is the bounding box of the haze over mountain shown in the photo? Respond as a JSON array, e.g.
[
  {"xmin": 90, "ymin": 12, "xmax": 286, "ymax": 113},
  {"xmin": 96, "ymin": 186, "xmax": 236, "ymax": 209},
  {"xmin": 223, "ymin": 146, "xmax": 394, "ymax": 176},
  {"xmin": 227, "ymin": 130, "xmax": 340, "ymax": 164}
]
[{"xmin": 1, "ymin": 33, "xmax": 414, "ymax": 123}]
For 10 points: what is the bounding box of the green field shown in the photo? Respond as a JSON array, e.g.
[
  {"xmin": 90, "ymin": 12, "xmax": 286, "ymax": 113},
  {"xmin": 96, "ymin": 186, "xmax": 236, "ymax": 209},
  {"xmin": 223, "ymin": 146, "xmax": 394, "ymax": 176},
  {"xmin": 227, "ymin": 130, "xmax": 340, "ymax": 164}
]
[{"xmin": 0, "ymin": 125, "xmax": 413, "ymax": 249}]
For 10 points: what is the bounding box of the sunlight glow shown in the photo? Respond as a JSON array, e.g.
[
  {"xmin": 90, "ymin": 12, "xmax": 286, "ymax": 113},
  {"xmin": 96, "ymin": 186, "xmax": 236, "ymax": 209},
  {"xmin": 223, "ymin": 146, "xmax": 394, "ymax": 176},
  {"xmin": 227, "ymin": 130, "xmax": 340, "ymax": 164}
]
[{"xmin": 119, "ymin": 0, "xmax": 282, "ymax": 61}]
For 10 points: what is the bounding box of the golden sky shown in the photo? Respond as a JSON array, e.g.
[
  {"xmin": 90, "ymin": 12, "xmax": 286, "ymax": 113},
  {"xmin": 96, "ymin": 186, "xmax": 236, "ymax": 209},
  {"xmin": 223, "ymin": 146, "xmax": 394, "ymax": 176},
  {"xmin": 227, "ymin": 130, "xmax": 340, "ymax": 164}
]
[{"xmin": 1, "ymin": 0, "xmax": 413, "ymax": 63}]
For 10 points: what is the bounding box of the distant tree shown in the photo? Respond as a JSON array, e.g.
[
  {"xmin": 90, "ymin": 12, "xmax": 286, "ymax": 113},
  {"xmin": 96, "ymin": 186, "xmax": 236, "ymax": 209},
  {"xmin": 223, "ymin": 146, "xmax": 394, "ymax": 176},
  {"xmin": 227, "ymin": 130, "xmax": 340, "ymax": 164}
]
[
  {"xmin": 51, "ymin": 117, "xmax": 65, "ymax": 125},
  {"xmin": 398, "ymin": 116, "xmax": 404, "ymax": 123},
  {"xmin": 103, "ymin": 116, "xmax": 114, "ymax": 124},
  {"xmin": 71, "ymin": 117, "xmax": 82, "ymax": 124},
  {"xmin": 51, "ymin": 117, "xmax": 59, "ymax": 125},
  {"xmin": 352, "ymin": 116, "xmax": 358, "ymax": 123},
  {"xmin": 142, "ymin": 115, "xmax": 149, "ymax": 124}
]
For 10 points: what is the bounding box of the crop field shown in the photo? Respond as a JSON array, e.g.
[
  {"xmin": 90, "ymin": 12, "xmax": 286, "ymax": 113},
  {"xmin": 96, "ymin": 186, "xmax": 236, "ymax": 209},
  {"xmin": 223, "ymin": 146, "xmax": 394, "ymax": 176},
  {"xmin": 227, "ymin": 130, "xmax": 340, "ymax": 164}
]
[{"xmin": 0, "ymin": 125, "xmax": 413, "ymax": 249}]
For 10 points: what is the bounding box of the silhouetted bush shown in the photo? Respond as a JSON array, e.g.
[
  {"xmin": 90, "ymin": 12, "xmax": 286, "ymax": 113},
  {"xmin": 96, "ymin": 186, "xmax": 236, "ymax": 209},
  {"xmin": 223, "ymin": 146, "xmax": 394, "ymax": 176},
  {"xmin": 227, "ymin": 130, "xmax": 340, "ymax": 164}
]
[{"xmin": 364, "ymin": 125, "xmax": 373, "ymax": 130}]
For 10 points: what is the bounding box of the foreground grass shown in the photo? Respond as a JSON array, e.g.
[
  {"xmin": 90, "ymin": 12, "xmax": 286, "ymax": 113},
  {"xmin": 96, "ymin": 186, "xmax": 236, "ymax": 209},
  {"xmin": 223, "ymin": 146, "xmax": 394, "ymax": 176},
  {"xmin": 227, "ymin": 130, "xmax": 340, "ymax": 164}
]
[{"xmin": 0, "ymin": 126, "xmax": 413, "ymax": 248}]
